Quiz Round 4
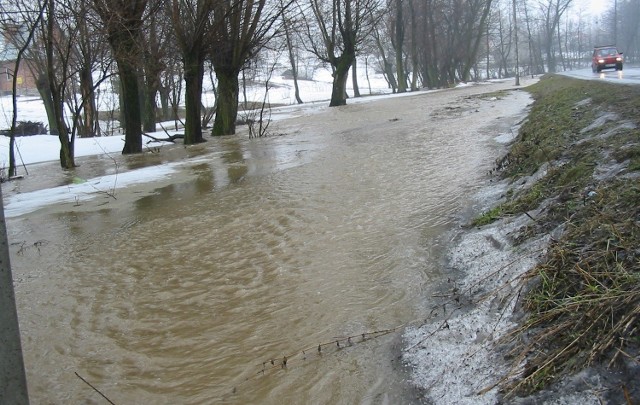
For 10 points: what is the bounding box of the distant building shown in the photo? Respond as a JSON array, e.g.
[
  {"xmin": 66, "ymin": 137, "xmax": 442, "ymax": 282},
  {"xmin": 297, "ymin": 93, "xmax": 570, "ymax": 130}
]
[{"xmin": 0, "ymin": 25, "xmax": 37, "ymax": 96}]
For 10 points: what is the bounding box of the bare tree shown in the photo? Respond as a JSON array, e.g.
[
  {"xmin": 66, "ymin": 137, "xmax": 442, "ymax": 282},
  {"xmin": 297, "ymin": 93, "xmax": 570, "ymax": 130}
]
[
  {"xmin": 2, "ymin": 0, "xmax": 59, "ymax": 136},
  {"xmin": 280, "ymin": 0, "xmax": 304, "ymax": 103},
  {"xmin": 46, "ymin": 0, "xmax": 76, "ymax": 168},
  {"xmin": 139, "ymin": 0, "xmax": 172, "ymax": 133},
  {"xmin": 371, "ymin": 22, "xmax": 398, "ymax": 92},
  {"xmin": 1, "ymin": 0, "xmax": 47, "ymax": 176},
  {"xmin": 303, "ymin": 0, "xmax": 383, "ymax": 106},
  {"xmin": 209, "ymin": 0, "xmax": 284, "ymax": 135},
  {"xmin": 617, "ymin": 0, "xmax": 640, "ymax": 60},
  {"xmin": 391, "ymin": 0, "xmax": 406, "ymax": 92},
  {"xmin": 521, "ymin": 0, "xmax": 544, "ymax": 74},
  {"xmin": 169, "ymin": 0, "xmax": 216, "ymax": 144},
  {"xmin": 491, "ymin": 3, "xmax": 513, "ymax": 78},
  {"xmin": 42, "ymin": 0, "xmax": 115, "ymax": 167},
  {"xmin": 411, "ymin": 0, "xmax": 492, "ymax": 87},
  {"xmin": 92, "ymin": 0, "xmax": 148, "ymax": 154},
  {"xmin": 457, "ymin": 0, "xmax": 494, "ymax": 82},
  {"xmin": 406, "ymin": 0, "xmax": 419, "ymax": 90},
  {"xmin": 538, "ymin": 0, "xmax": 572, "ymax": 72},
  {"xmin": 71, "ymin": 0, "xmax": 104, "ymax": 137}
]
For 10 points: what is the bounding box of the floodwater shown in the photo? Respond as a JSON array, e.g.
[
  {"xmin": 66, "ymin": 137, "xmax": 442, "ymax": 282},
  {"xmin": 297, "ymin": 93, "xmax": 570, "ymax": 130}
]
[{"xmin": 5, "ymin": 82, "xmax": 531, "ymax": 404}]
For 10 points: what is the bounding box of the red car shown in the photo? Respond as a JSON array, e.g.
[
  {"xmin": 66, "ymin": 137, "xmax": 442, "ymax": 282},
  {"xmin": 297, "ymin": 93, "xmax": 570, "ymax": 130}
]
[{"xmin": 591, "ymin": 46, "xmax": 623, "ymax": 72}]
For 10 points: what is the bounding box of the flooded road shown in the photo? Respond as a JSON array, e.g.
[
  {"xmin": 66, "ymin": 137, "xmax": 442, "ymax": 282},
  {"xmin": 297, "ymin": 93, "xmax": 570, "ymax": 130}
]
[{"xmin": 5, "ymin": 82, "xmax": 532, "ymax": 404}]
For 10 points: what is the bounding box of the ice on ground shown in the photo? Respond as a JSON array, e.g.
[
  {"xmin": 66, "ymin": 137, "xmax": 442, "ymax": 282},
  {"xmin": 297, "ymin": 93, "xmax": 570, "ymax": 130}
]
[
  {"xmin": 3, "ymin": 163, "xmax": 177, "ymax": 218},
  {"xmin": 402, "ymin": 206, "xmax": 549, "ymax": 404}
]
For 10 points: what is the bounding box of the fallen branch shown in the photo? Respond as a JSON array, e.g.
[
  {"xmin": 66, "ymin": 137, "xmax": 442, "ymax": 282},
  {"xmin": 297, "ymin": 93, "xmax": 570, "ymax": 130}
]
[
  {"xmin": 75, "ymin": 372, "xmax": 116, "ymax": 405},
  {"xmin": 145, "ymin": 124, "xmax": 185, "ymax": 144}
]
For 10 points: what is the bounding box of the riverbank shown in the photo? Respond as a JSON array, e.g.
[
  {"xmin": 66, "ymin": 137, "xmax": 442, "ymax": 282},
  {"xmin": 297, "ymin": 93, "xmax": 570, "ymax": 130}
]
[{"xmin": 403, "ymin": 75, "xmax": 640, "ymax": 404}]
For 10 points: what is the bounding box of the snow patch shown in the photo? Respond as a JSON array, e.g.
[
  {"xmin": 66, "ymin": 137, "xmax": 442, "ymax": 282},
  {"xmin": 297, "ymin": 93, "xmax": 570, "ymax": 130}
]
[
  {"xmin": 3, "ymin": 163, "xmax": 177, "ymax": 218},
  {"xmin": 402, "ymin": 199, "xmax": 549, "ymax": 404}
]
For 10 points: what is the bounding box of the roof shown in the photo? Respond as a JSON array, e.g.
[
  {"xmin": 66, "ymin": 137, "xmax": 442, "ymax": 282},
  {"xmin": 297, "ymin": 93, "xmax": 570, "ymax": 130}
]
[
  {"xmin": 0, "ymin": 40, "xmax": 20, "ymax": 62},
  {"xmin": 1, "ymin": 24, "xmax": 29, "ymax": 62}
]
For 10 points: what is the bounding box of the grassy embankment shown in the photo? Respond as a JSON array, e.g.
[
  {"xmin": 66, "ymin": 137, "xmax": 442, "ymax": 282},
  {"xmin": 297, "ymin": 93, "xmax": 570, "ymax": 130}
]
[{"xmin": 476, "ymin": 75, "xmax": 639, "ymax": 396}]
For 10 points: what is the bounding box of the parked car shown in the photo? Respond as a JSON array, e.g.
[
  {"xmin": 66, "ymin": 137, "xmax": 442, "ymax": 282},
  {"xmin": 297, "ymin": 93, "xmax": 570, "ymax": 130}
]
[{"xmin": 591, "ymin": 46, "xmax": 623, "ymax": 72}]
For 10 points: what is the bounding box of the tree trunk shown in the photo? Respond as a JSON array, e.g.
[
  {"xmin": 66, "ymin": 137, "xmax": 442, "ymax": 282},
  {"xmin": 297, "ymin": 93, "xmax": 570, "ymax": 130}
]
[
  {"xmin": 545, "ymin": 40, "xmax": 556, "ymax": 73},
  {"xmin": 118, "ymin": 60, "xmax": 143, "ymax": 154},
  {"xmin": 557, "ymin": 21, "xmax": 565, "ymax": 71},
  {"xmin": 284, "ymin": 25, "xmax": 303, "ymax": 104},
  {"xmin": 52, "ymin": 96, "xmax": 73, "ymax": 168},
  {"xmin": 35, "ymin": 73, "xmax": 59, "ymax": 135},
  {"xmin": 183, "ymin": 52, "xmax": 205, "ymax": 143},
  {"xmin": 141, "ymin": 61, "xmax": 162, "ymax": 134},
  {"xmin": 330, "ymin": 57, "xmax": 351, "ymax": 107},
  {"xmin": 409, "ymin": 0, "xmax": 419, "ymax": 90},
  {"xmin": 384, "ymin": 60, "xmax": 398, "ymax": 92},
  {"xmin": 141, "ymin": 78, "xmax": 157, "ymax": 133},
  {"xmin": 79, "ymin": 66, "xmax": 97, "ymax": 137},
  {"xmin": 374, "ymin": 30, "xmax": 397, "ymax": 92},
  {"xmin": 395, "ymin": 0, "xmax": 407, "ymax": 93},
  {"xmin": 77, "ymin": 7, "xmax": 97, "ymax": 138},
  {"xmin": 212, "ymin": 68, "xmax": 240, "ymax": 135},
  {"xmin": 94, "ymin": 0, "xmax": 146, "ymax": 154},
  {"xmin": 47, "ymin": 0, "xmax": 75, "ymax": 169},
  {"xmin": 351, "ymin": 59, "xmax": 361, "ymax": 97},
  {"xmin": 159, "ymin": 84, "xmax": 170, "ymax": 121}
]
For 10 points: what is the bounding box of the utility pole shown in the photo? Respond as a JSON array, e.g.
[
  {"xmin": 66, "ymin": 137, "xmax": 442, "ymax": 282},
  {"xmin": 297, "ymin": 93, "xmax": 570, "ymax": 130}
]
[
  {"xmin": 0, "ymin": 186, "xmax": 30, "ymax": 405},
  {"xmin": 513, "ymin": 0, "xmax": 520, "ymax": 86},
  {"xmin": 614, "ymin": 0, "xmax": 617, "ymax": 45}
]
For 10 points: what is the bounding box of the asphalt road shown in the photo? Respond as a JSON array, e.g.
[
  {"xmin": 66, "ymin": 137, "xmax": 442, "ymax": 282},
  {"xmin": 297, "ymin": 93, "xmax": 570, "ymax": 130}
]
[{"xmin": 559, "ymin": 65, "xmax": 640, "ymax": 85}]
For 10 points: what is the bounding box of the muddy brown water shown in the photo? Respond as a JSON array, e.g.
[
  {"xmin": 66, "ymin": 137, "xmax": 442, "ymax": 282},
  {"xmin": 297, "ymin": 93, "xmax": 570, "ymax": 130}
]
[{"xmin": 5, "ymin": 82, "xmax": 532, "ymax": 404}]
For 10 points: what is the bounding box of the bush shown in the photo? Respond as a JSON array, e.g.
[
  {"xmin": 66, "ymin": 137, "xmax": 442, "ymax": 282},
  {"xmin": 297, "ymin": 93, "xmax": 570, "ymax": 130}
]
[{"xmin": 0, "ymin": 121, "xmax": 48, "ymax": 137}]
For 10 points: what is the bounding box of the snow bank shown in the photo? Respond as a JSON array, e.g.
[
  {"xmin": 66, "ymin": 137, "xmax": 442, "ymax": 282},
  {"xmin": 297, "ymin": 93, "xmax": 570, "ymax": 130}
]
[{"xmin": 402, "ymin": 187, "xmax": 550, "ymax": 404}]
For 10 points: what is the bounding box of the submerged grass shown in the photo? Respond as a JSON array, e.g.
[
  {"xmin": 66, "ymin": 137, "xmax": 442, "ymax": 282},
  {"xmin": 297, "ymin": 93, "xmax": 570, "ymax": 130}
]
[{"xmin": 477, "ymin": 75, "xmax": 640, "ymax": 396}]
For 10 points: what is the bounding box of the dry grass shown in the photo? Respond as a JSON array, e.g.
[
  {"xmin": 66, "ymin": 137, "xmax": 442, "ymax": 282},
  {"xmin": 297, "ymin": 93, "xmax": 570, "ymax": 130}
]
[{"xmin": 477, "ymin": 75, "xmax": 640, "ymax": 396}]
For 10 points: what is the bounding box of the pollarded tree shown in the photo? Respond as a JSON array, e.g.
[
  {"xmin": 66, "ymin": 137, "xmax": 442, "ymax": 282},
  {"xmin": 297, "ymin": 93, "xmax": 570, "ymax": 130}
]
[
  {"xmin": 170, "ymin": 0, "xmax": 216, "ymax": 144},
  {"xmin": 303, "ymin": 0, "xmax": 384, "ymax": 106},
  {"xmin": 92, "ymin": 0, "xmax": 148, "ymax": 154},
  {"xmin": 209, "ymin": 0, "xmax": 284, "ymax": 135}
]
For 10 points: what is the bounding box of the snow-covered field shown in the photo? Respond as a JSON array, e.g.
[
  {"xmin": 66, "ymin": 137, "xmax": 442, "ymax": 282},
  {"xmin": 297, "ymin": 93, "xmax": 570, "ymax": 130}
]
[{"xmin": 0, "ymin": 67, "xmax": 393, "ymax": 166}]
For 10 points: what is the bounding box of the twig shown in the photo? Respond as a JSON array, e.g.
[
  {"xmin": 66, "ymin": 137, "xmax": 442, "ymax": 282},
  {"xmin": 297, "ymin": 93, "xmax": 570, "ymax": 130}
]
[
  {"xmin": 74, "ymin": 372, "xmax": 116, "ymax": 405},
  {"xmin": 230, "ymin": 325, "xmax": 406, "ymax": 396}
]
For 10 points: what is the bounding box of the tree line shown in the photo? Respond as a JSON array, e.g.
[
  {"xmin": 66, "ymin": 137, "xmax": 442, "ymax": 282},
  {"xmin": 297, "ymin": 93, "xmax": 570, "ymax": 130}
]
[{"xmin": 1, "ymin": 0, "xmax": 638, "ymax": 174}]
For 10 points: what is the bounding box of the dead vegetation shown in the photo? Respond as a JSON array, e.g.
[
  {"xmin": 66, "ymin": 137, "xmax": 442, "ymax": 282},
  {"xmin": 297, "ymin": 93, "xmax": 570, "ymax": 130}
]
[{"xmin": 476, "ymin": 75, "xmax": 640, "ymax": 399}]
